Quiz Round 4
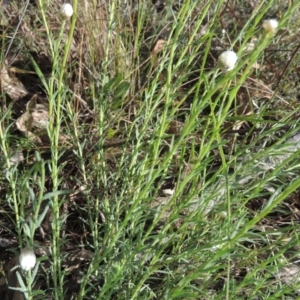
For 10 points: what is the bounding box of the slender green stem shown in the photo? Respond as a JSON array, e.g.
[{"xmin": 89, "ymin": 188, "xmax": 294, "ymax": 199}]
[
  {"xmin": 0, "ymin": 124, "xmax": 21, "ymax": 246},
  {"xmin": 49, "ymin": 3, "xmax": 78, "ymax": 299}
]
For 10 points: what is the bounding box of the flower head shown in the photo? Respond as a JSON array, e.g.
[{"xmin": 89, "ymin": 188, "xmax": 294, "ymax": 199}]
[
  {"xmin": 262, "ymin": 19, "xmax": 278, "ymax": 34},
  {"xmin": 60, "ymin": 3, "xmax": 73, "ymax": 19},
  {"xmin": 19, "ymin": 248, "xmax": 36, "ymax": 271},
  {"xmin": 243, "ymin": 37, "xmax": 258, "ymax": 53},
  {"xmin": 218, "ymin": 50, "xmax": 237, "ymax": 71}
]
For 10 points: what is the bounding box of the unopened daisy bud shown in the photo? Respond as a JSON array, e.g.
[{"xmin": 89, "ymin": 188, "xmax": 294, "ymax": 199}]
[
  {"xmin": 243, "ymin": 37, "xmax": 258, "ymax": 53},
  {"xmin": 219, "ymin": 211, "xmax": 227, "ymax": 218},
  {"xmin": 60, "ymin": 3, "xmax": 73, "ymax": 19},
  {"xmin": 19, "ymin": 248, "xmax": 36, "ymax": 271},
  {"xmin": 218, "ymin": 50, "xmax": 237, "ymax": 71},
  {"xmin": 262, "ymin": 19, "xmax": 278, "ymax": 34}
]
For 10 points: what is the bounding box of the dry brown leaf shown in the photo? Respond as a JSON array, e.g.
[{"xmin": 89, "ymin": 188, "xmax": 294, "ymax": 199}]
[
  {"xmin": 30, "ymin": 103, "xmax": 49, "ymax": 128},
  {"xmin": 28, "ymin": 131, "xmax": 44, "ymax": 145},
  {"xmin": 15, "ymin": 98, "xmax": 70, "ymax": 146},
  {"xmin": 245, "ymin": 76, "xmax": 273, "ymax": 100},
  {"xmin": 237, "ymin": 87, "xmax": 253, "ymax": 116},
  {"xmin": 31, "ymin": 130, "xmax": 49, "ymax": 145},
  {"xmin": 63, "ymin": 249, "xmax": 93, "ymax": 272},
  {"xmin": 166, "ymin": 120, "xmax": 184, "ymax": 135},
  {"xmin": 26, "ymin": 95, "xmax": 37, "ymax": 111},
  {"xmin": 233, "ymin": 86, "xmax": 254, "ymax": 130},
  {"xmin": 16, "ymin": 112, "xmax": 33, "ymax": 133},
  {"xmin": 58, "ymin": 133, "xmax": 71, "ymax": 145},
  {"xmin": 276, "ymin": 264, "xmax": 300, "ymax": 293},
  {"xmin": 251, "ymin": 62, "xmax": 261, "ymax": 69},
  {"xmin": 151, "ymin": 39, "xmax": 166, "ymax": 56},
  {"xmin": 1, "ymin": 60, "xmax": 29, "ymax": 100},
  {"xmin": 9, "ymin": 150, "xmax": 24, "ymax": 165}
]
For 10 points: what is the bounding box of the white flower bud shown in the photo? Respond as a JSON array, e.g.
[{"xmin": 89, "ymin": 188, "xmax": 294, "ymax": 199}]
[
  {"xmin": 218, "ymin": 50, "xmax": 237, "ymax": 71},
  {"xmin": 243, "ymin": 37, "xmax": 258, "ymax": 53},
  {"xmin": 19, "ymin": 248, "xmax": 36, "ymax": 271},
  {"xmin": 262, "ymin": 19, "xmax": 278, "ymax": 34},
  {"xmin": 60, "ymin": 3, "xmax": 73, "ymax": 19},
  {"xmin": 219, "ymin": 211, "xmax": 227, "ymax": 218}
]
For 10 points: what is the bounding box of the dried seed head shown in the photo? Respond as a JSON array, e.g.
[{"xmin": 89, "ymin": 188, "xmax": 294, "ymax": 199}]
[
  {"xmin": 218, "ymin": 50, "xmax": 237, "ymax": 71},
  {"xmin": 262, "ymin": 19, "xmax": 278, "ymax": 34},
  {"xmin": 60, "ymin": 3, "xmax": 73, "ymax": 19},
  {"xmin": 19, "ymin": 248, "xmax": 36, "ymax": 271}
]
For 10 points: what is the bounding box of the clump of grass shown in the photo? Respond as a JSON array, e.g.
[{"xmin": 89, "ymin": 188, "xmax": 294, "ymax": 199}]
[{"xmin": 1, "ymin": 0, "xmax": 300, "ymax": 299}]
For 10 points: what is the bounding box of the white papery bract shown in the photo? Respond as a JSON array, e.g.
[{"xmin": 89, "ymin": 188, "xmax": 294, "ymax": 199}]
[
  {"xmin": 19, "ymin": 248, "xmax": 36, "ymax": 271},
  {"xmin": 218, "ymin": 50, "xmax": 237, "ymax": 71},
  {"xmin": 262, "ymin": 19, "xmax": 278, "ymax": 34},
  {"xmin": 60, "ymin": 3, "xmax": 73, "ymax": 19}
]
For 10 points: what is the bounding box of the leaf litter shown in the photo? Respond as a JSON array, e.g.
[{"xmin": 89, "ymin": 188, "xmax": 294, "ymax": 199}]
[{"xmin": 1, "ymin": 0, "xmax": 300, "ymax": 298}]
